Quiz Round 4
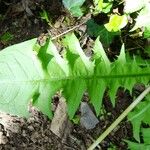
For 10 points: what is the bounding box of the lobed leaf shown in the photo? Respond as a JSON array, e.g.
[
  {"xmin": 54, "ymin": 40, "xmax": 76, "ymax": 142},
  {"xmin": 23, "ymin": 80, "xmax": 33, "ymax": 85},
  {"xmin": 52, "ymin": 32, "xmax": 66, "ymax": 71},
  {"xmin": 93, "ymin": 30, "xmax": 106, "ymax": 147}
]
[{"xmin": 0, "ymin": 33, "xmax": 150, "ymax": 120}]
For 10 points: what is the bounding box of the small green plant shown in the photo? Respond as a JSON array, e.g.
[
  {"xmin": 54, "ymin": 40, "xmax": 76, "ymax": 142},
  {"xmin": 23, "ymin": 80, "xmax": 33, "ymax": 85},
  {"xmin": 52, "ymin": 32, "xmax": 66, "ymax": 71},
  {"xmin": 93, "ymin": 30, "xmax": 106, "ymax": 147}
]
[
  {"xmin": 125, "ymin": 125, "xmax": 150, "ymax": 149},
  {"xmin": 1, "ymin": 0, "xmax": 150, "ymax": 149},
  {"xmin": 0, "ymin": 14, "xmax": 4, "ymax": 21},
  {"xmin": 0, "ymin": 32, "xmax": 14, "ymax": 44},
  {"xmin": 92, "ymin": 0, "xmax": 113, "ymax": 14},
  {"xmin": 62, "ymin": 0, "xmax": 86, "ymax": 17},
  {"xmin": 0, "ymin": 33, "xmax": 149, "ymax": 119},
  {"xmin": 40, "ymin": 9, "xmax": 52, "ymax": 26},
  {"xmin": 104, "ymin": 14, "xmax": 128, "ymax": 32},
  {"xmin": 86, "ymin": 19, "xmax": 120, "ymax": 47}
]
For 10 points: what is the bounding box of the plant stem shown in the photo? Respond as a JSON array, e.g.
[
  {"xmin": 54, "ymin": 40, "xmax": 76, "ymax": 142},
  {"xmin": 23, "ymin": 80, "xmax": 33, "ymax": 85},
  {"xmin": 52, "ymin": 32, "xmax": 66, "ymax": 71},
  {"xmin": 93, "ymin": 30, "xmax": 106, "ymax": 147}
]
[
  {"xmin": 49, "ymin": 13, "xmax": 91, "ymax": 40},
  {"xmin": 88, "ymin": 86, "xmax": 150, "ymax": 150},
  {"xmin": 51, "ymin": 22, "xmax": 86, "ymax": 40}
]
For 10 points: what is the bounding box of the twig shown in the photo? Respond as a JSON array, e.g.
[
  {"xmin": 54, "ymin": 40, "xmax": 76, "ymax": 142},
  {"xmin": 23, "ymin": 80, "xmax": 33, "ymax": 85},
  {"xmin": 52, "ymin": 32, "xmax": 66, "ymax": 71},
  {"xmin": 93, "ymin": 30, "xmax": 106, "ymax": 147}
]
[
  {"xmin": 50, "ymin": 21, "xmax": 87, "ymax": 40},
  {"xmin": 88, "ymin": 85, "xmax": 150, "ymax": 150},
  {"xmin": 49, "ymin": 13, "xmax": 91, "ymax": 40}
]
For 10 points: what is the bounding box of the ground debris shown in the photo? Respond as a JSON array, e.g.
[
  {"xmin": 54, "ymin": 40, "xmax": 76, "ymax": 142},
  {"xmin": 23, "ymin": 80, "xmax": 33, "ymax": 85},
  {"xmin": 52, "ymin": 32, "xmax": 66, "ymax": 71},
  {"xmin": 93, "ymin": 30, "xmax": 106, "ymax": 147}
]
[
  {"xmin": 50, "ymin": 97, "xmax": 73, "ymax": 141},
  {"xmin": 80, "ymin": 102, "xmax": 99, "ymax": 129},
  {"xmin": 0, "ymin": 108, "xmax": 75, "ymax": 150}
]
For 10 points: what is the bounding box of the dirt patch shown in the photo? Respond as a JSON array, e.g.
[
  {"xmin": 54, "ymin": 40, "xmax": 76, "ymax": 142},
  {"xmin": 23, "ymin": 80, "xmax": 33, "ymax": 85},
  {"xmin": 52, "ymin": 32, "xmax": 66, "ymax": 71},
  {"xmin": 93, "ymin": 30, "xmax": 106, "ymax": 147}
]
[
  {"xmin": 0, "ymin": 94, "xmax": 133, "ymax": 150},
  {"xmin": 0, "ymin": 0, "xmax": 64, "ymax": 49},
  {"xmin": 0, "ymin": 108, "xmax": 82, "ymax": 150}
]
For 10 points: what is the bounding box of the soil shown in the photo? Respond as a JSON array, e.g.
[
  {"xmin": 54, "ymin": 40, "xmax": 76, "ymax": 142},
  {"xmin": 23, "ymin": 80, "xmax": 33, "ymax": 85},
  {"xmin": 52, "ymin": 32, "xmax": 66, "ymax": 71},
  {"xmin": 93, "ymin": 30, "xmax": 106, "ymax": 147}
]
[{"xmin": 0, "ymin": 0, "xmax": 144, "ymax": 149}]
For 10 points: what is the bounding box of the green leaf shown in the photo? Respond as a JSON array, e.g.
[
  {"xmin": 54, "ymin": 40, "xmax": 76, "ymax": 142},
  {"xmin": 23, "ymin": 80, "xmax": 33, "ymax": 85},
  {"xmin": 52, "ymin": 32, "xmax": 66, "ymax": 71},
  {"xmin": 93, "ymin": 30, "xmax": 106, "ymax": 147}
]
[
  {"xmin": 125, "ymin": 127, "xmax": 150, "ymax": 150},
  {"xmin": 63, "ymin": 0, "xmax": 85, "ymax": 9},
  {"xmin": 0, "ymin": 32, "xmax": 14, "ymax": 42},
  {"xmin": 105, "ymin": 14, "xmax": 128, "ymax": 32},
  {"xmin": 125, "ymin": 140, "xmax": 150, "ymax": 150},
  {"xmin": 108, "ymin": 45, "xmax": 126, "ymax": 105},
  {"xmin": 33, "ymin": 39, "xmax": 69, "ymax": 118},
  {"xmin": 63, "ymin": 34, "xmax": 94, "ymax": 118},
  {"xmin": 94, "ymin": 0, "xmax": 103, "ymax": 12},
  {"xmin": 88, "ymin": 79, "xmax": 106, "ymax": 116},
  {"xmin": 62, "ymin": 0, "xmax": 85, "ymax": 16},
  {"xmin": 70, "ymin": 7, "xmax": 83, "ymax": 16},
  {"xmin": 93, "ymin": 0, "xmax": 113, "ymax": 14},
  {"xmin": 124, "ymin": 0, "xmax": 147, "ymax": 14},
  {"xmin": 128, "ymin": 100, "xmax": 150, "ymax": 142},
  {"xmin": 131, "ymin": 3, "xmax": 150, "ymax": 31},
  {"xmin": 93, "ymin": 37, "xmax": 111, "ymax": 67},
  {"xmin": 0, "ymin": 33, "xmax": 150, "ymax": 120},
  {"xmin": 142, "ymin": 128, "xmax": 150, "ymax": 144},
  {"xmin": 63, "ymin": 79, "xmax": 86, "ymax": 119},
  {"xmin": 102, "ymin": 2, "xmax": 113, "ymax": 13},
  {"xmin": 88, "ymin": 38, "xmax": 110, "ymax": 115},
  {"xmin": 0, "ymin": 38, "xmax": 48, "ymax": 117},
  {"xmin": 39, "ymin": 9, "xmax": 50, "ymax": 24},
  {"xmin": 63, "ymin": 33, "xmax": 94, "ymax": 75},
  {"xmin": 86, "ymin": 19, "xmax": 119, "ymax": 47},
  {"xmin": 144, "ymin": 27, "xmax": 150, "ymax": 38}
]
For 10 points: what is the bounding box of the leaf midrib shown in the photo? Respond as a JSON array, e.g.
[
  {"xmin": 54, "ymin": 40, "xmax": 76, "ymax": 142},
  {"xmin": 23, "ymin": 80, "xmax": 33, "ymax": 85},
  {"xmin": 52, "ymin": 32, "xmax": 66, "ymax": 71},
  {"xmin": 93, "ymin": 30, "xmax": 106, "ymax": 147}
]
[{"xmin": 1, "ymin": 72, "xmax": 149, "ymax": 83}]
